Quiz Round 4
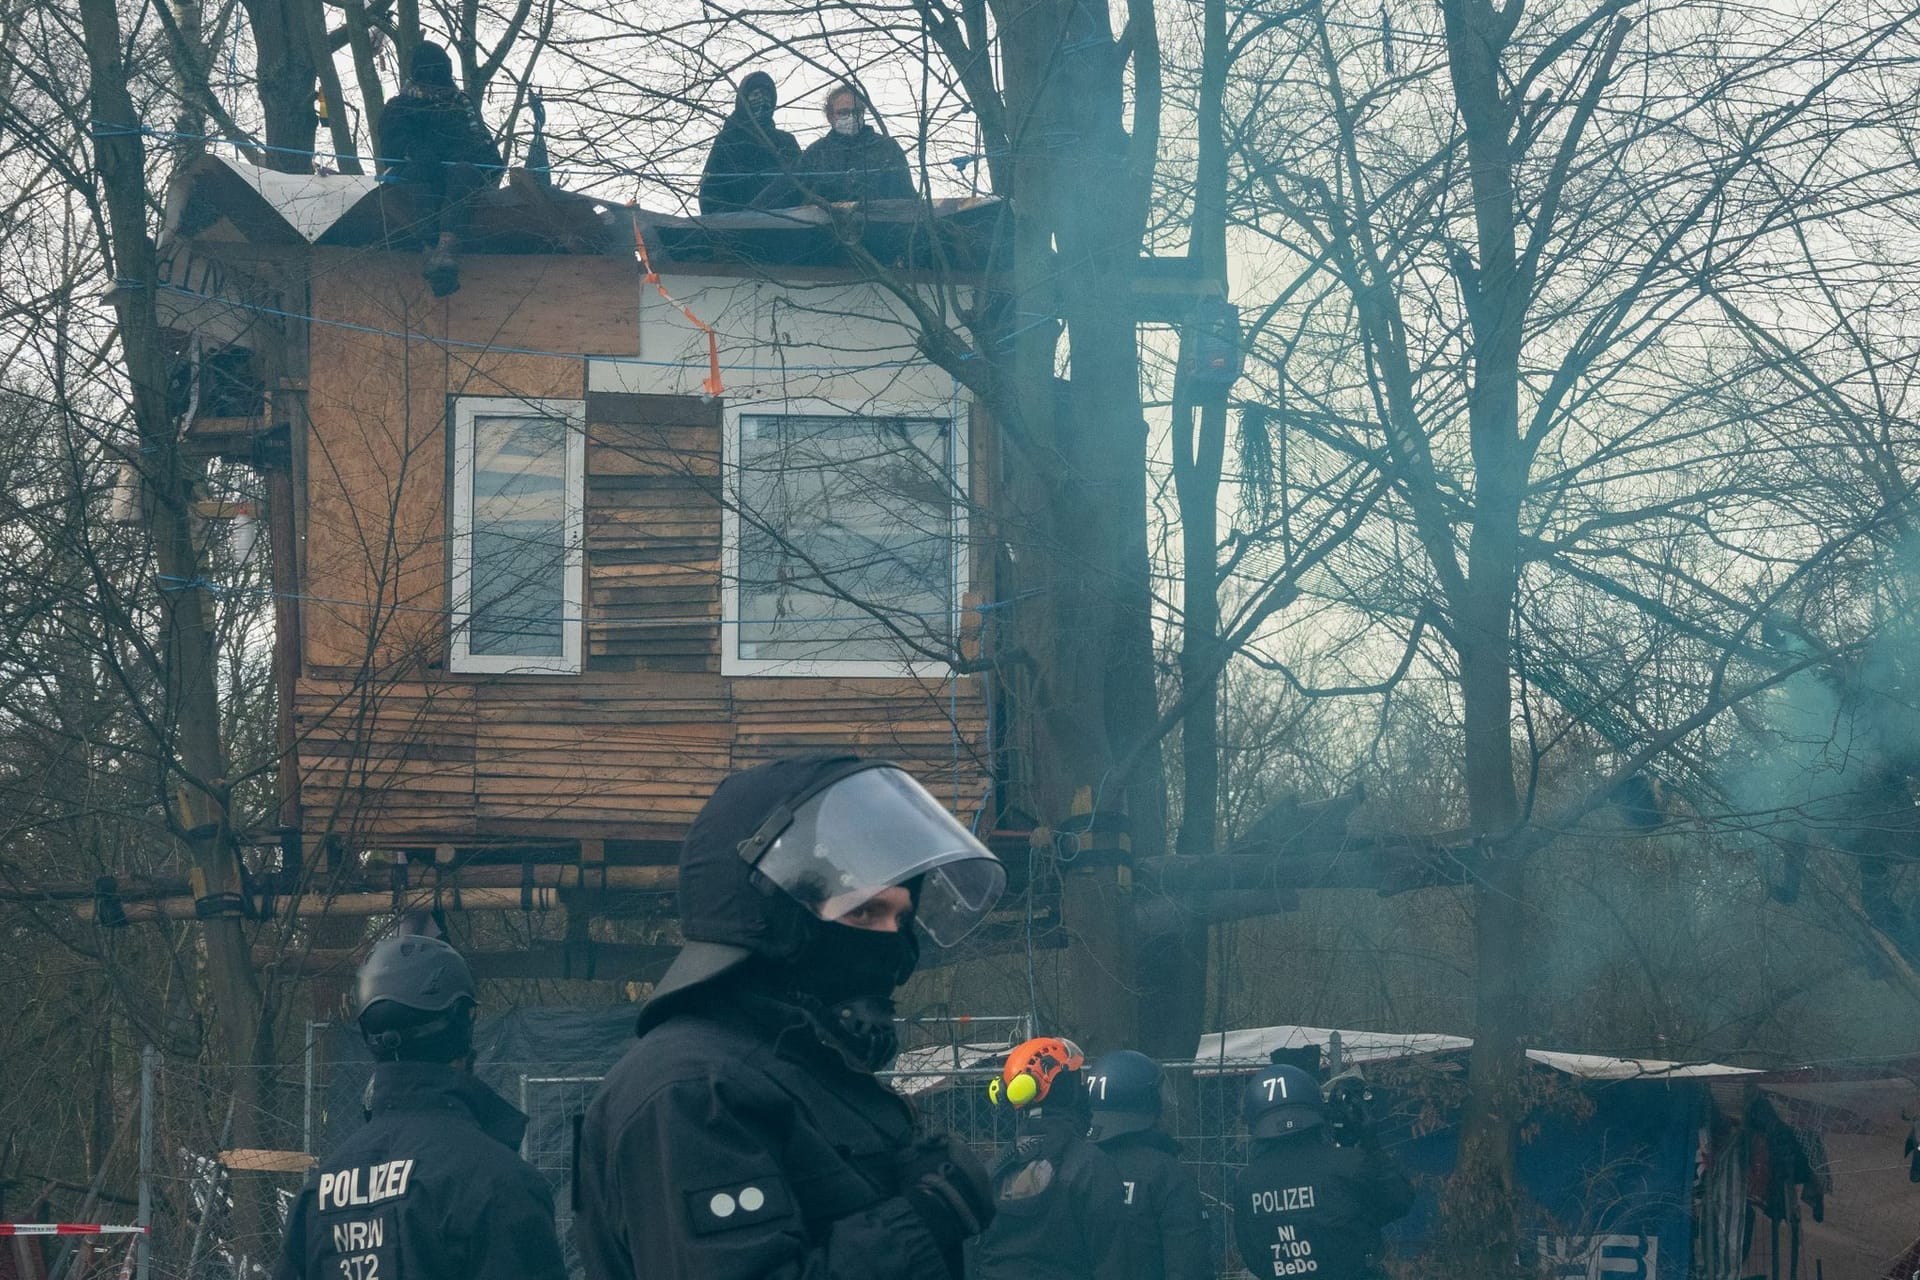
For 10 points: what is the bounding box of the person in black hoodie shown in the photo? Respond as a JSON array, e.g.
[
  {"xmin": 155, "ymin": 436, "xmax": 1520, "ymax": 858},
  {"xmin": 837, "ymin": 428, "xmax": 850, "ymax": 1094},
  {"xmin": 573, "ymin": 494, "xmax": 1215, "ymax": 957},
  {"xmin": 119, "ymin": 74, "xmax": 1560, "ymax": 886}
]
[
  {"xmin": 1086, "ymin": 1050, "xmax": 1210, "ymax": 1280},
  {"xmin": 699, "ymin": 71, "xmax": 801, "ymax": 214},
  {"xmin": 574, "ymin": 755, "xmax": 1008, "ymax": 1280},
  {"xmin": 974, "ymin": 1037, "xmax": 1132, "ymax": 1280},
  {"xmin": 754, "ymin": 82, "xmax": 915, "ymax": 208},
  {"xmin": 275, "ymin": 934, "xmax": 566, "ymax": 1280},
  {"xmin": 377, "ymin": 41, "xmax": 502, "ymax": 295}
]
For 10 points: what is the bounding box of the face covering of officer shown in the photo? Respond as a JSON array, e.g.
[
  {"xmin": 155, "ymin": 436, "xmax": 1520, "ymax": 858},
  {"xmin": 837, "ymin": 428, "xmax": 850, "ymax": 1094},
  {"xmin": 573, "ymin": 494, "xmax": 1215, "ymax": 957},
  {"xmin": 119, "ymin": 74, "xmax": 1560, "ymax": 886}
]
[
  {"xmin": 760, "ymin": 878, "xmax": 921, "ymax": 1072},
  {"xmin": 659, "ymin": 756, "xmax": 1004, "ymax": 1075}
]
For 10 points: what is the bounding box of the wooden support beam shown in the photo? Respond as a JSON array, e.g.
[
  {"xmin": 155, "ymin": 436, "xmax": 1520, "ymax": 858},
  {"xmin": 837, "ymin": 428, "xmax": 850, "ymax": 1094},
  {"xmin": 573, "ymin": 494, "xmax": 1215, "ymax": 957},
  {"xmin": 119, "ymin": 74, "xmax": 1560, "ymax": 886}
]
[
  {"xmin": 1131, "ymin": 839, "xmax": 1467, "ymax": 899},
  {"xmin": 254, "ymin": 912, "xmax": 1060, "ymax": 980},
  {"xmin": 78, "ymin": 886, "xmax": 560, "ymax": 923},
  {"xmin": 69, "ymin": 863, "xmax": 678, "ymax": 922},
  {"xmin": 258, "ymin": 941, "xmax": 679, "ymax": 981}
]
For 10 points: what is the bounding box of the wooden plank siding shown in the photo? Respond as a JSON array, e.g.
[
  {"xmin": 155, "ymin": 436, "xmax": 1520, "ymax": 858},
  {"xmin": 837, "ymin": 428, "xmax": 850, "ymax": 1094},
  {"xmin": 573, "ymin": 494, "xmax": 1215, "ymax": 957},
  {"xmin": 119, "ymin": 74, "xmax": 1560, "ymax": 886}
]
[{"xmin": 295, "ymin": 252, "xmax": 991, "ymax": 853}]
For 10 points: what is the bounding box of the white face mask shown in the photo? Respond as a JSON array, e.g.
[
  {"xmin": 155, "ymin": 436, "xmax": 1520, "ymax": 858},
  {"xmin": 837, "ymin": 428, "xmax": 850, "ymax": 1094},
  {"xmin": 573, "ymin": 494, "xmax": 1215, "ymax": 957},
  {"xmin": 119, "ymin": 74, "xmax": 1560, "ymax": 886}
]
[{"xmin": 832, "ymin": 114, "xmax": 860, "ymax": 136}]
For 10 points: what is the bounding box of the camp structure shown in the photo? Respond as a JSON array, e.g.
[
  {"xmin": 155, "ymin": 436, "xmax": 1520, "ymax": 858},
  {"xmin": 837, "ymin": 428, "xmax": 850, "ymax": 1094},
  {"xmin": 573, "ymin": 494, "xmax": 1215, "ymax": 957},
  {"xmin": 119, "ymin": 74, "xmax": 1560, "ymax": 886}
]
[
  {"xmin": 1193, "ymin": 1024, "xmax": 1920, "ymax": 1280},
  {"xmin": 121, "ymin": 155, "xmax": 1051, "ymax": 976}
]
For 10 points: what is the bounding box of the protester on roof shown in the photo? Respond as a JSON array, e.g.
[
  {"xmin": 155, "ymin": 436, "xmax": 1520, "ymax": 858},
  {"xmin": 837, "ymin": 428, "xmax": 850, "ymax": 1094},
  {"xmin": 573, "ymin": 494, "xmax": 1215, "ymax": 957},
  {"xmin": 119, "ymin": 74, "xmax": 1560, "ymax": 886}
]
[
  {"xmin": 699, "ymin": 72, "xmax": 802, "ymax": 214},
  {"xmin": 752, "ymin": 82, "xmax": 915, "ymax": 209},
  {"xmin": 377, "ymin": 41, "xmax": 503, "ymax": 297}
]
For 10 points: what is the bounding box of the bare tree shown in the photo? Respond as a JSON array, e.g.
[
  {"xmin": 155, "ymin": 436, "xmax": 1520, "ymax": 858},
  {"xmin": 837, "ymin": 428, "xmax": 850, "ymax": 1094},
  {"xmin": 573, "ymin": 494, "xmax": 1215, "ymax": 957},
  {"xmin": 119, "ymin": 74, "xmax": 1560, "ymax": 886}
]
[{"xmin": 1220, "ymin": 0, "xmax": 1920, "ymax": 1263}]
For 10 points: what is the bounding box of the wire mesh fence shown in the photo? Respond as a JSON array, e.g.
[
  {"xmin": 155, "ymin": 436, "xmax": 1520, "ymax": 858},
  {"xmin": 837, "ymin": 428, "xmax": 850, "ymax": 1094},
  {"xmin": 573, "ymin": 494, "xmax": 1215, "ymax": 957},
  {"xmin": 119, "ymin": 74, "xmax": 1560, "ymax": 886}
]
[
  {"xmin": 140, "ymin": 1048, "xmax": 318, "ymax": 1280},
  {"xmin": 120, "ymin": 1041, "xmax": 1267, "ymax": 1280}
]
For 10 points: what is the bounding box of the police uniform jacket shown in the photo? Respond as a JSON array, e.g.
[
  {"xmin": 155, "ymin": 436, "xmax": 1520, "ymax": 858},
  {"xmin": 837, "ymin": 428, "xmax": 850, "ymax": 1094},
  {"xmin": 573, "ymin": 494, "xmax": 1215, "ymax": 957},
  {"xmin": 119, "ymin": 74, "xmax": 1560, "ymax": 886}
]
[
  {"xmin": 1230, "ymin": 1135, "xmax": 1413, "ymax": 1280},
  {"xmin": 1097, "ymin": 1129, "xmax": 1210, "ymax": 1280},
  {"xmin": 573, "ymin": 987, "xmax": 953, "ymax": 1280},
  {"xmin": 972, "ymin": 1117, "xmax": 1131, "ymax": 1280},
  {"xmin": 275, "ymin": 1061, "xmax": 567, "ymax": 1280}
]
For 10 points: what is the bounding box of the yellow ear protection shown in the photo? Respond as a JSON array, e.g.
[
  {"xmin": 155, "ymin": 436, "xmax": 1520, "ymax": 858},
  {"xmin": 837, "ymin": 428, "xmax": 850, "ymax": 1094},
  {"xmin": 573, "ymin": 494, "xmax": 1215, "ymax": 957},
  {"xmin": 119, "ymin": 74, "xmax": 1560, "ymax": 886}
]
[{"xmin": 987, "ymin": 1036, "xmax": 1083, "ymax": 1109}]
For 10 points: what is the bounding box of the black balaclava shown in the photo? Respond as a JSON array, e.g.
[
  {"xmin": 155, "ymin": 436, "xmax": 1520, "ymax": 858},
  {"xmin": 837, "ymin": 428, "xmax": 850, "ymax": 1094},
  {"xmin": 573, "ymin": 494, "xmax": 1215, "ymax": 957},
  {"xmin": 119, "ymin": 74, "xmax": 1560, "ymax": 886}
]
[
  {"xmin": 737, "ymin": 71, "xmax": 778, "ymax": 128},
  {"xmin": 743, "ymin": 884, "xmax": 919, "ymax": 1073},
  {"xmin": 410, "ymin": 41, "xmax": 456, "ymax": 91},
  {"xmin": 664, "ymin": 754, "xmax": 924, "ymax": 1071}
]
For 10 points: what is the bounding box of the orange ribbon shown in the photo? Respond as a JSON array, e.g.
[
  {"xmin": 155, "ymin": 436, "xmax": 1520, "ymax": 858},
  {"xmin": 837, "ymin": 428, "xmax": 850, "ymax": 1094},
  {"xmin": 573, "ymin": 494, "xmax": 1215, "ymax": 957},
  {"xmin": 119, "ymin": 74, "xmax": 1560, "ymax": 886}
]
[{"xmin": 629, "ymin": 203, "xmax": 724, "ymax": 399}]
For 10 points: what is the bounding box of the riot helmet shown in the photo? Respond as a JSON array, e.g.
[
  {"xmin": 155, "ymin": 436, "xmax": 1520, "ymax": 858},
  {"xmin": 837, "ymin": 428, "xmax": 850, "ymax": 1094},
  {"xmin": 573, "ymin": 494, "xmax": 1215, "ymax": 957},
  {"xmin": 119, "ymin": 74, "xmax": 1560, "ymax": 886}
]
[
  {"xmin": 1242, "ymin": 1062, "xmax": 1325, "ymax": 1138},
  {"xmin": 643, "ymin": 754, "xmax": 1005, "ymax": 1024},
  {"xmin": 1086, "ymin": 1049, "xmax": 1164, "ymax": 1139},
  {"xmin": 356, "ymin": 933, "xmax": 478, "ymax": 1062}
]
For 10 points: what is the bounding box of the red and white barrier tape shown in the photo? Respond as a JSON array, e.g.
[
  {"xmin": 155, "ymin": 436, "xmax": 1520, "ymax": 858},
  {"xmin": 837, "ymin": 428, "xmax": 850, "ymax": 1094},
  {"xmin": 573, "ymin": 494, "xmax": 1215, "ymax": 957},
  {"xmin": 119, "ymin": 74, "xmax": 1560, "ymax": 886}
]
[{"xmin": 0, "ymin": 1224, "xmax": 149, "ymax": 1236}]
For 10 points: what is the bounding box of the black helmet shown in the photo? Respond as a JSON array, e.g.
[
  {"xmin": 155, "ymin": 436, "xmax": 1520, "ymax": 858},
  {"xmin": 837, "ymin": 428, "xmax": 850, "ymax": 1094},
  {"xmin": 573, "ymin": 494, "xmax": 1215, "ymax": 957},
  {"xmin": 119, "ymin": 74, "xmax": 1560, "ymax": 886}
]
[
  {"xmin": 1086, "ymin": 1050, "xmax": 1163, "ymax": 1140},
  {"xmin": 1243, "ymin": 1062, "xmax": 1324, "ymax": 1138},
  {"xmin": 640, "ymin": 755, "xmax": 1005, "ymax": 1028},
  {"xmin": 356, "ymin": 934, "xmax": 477, "ymax": 1061}
]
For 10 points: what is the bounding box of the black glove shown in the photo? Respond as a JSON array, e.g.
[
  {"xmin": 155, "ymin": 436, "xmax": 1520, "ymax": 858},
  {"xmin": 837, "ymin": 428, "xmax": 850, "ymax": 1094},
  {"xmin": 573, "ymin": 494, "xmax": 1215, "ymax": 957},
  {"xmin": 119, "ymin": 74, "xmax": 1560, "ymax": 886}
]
[{"xmin": 898, "ymin": 1133, "xmax": 996, "ymax": 1248}]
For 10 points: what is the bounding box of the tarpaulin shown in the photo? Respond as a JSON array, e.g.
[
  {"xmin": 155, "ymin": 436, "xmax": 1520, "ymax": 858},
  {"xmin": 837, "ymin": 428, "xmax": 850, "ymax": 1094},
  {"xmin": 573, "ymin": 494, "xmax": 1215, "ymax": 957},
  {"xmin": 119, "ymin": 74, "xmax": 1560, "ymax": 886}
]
[{"xmin": 1386, "ymin": 1079, "xmax": 1706, "ymax": 1279}]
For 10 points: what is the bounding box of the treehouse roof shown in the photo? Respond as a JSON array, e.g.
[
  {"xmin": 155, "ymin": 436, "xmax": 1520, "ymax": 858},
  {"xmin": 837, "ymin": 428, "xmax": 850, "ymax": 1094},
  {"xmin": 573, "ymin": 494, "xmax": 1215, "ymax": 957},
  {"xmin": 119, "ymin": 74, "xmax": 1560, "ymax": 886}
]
[{"xmin": 158, "ymin": 154, "xmax": 1006, "ymax": 274}]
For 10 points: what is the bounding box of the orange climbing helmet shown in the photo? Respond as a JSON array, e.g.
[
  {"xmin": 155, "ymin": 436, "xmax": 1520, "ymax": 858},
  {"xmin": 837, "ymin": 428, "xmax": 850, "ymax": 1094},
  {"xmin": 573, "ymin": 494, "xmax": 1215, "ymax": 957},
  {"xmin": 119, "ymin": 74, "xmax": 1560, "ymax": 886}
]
[{"xmin": 988, "ymin": 1036, "xmax": 1085, "ymax": 1108}]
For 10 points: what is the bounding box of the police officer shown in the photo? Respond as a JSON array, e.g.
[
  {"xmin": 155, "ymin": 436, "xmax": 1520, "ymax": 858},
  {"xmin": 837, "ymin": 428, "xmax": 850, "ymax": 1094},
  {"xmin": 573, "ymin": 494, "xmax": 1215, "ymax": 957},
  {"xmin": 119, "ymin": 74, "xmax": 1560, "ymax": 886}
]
[
  {"xmin": 974, "ymin": 1037, "xmax": 1132, "ymax": 1280},
  {"xmin": 1231, "ymin": 1060, "xmax": 1413, "ymax": 1280},
  {"xmin": 275, "ymin": 934, "xmax": 567, "ymax": 1280},
  {"xmin": 1085, "ymin": 1050, "xmax": 1210, "ymax": 1280},
  {"xmin": 574, "ymin": 754, "xmax": 1008, "ymax": 1280}
]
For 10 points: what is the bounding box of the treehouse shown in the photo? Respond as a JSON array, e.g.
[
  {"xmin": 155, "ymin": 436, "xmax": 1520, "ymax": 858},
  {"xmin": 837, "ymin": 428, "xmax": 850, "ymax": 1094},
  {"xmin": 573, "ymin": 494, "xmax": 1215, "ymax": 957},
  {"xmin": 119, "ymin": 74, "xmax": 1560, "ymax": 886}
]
[{"xmin": 149, "ymin": 156, "xmax": 1047, "ymax": 972}]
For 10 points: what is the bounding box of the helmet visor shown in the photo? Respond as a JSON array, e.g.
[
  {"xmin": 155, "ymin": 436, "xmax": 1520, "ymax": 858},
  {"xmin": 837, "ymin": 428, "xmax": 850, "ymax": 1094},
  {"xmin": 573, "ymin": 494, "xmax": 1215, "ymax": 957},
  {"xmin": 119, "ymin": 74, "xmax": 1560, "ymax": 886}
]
[{"xmin": 751, "ymin": 766, "xmax": 1006, "ymax": 946}]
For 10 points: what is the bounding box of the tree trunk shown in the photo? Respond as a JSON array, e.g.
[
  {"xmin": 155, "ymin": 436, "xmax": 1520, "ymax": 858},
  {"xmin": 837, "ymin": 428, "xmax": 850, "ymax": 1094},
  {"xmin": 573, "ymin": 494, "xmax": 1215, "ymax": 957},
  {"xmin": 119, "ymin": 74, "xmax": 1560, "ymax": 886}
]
[
  {"xmin": 77, "ymin": 0, "xmax": 274, "ymax": 1244},
  {"xmin": 981, "ymin": 0, "xmax": 1165, "ymax": 1052},
  {"xmin": 299, "ymin": 0, "xmax": 364, "ymax": 172},
  {"xmin": 242, "ymin": 0, "xmax": 320, "ymax": 170},
  {"xmin": 1439, "ymin": 0, "xmax": 1531, "ymax": 1269},
  {"xmin": 1147, "ymin": 0, "xmax": 1230, "ymax": 1062},
  {"xmin": 338, "ymin": 0, "xmax": 387, "ymax": 166}
]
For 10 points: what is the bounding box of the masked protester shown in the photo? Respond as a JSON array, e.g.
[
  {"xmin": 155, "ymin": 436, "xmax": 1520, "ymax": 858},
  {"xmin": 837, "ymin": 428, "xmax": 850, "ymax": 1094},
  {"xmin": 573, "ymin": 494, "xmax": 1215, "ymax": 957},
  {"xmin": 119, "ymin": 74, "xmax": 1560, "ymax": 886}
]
[
  {"xmin": 1085, "ymin": 1050, "xmax": 1210, "ymax": 1280},
  {"xmin": 1231, "ymin": 1060, "xmax": 1413, "ymax": 1280},
  {"xmin": 574, "ymin": 754, "xmax": 1007, "ymax": 1280},
  {"xmin": 974, "ymin": 1037, "xmax": 1133, "ymax": 1280},
  {"xmin": 753, "ymin": 82, "xmax": 915, "ymax": 208},
  {"xmin": 275, "ymin": 935, "xmax": 567, "ymax": 1280},
  {"xmin": 377, "ymin": 41, "xmax": 503, "ymax": 296},
  {"xmin": 699, "ymin": 71, "xmax": 802, "ymax": 214}
]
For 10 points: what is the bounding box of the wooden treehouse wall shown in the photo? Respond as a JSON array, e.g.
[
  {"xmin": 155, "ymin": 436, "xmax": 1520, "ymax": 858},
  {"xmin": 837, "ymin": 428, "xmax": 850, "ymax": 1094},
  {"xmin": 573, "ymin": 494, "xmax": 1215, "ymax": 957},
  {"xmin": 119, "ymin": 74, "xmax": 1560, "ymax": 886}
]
[{"xmin": 295, "ymin": 251, "xmax": 992, "ymax": 854}]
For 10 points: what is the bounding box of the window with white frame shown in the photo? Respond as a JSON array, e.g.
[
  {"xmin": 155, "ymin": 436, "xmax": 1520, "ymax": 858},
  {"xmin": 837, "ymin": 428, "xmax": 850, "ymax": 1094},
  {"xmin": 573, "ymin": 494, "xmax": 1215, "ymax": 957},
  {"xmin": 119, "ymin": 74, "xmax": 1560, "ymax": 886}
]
[
  {"xmin": 449, "ymin": 397, "xmax": 585, "ymax": 674},
  {"xmin": 725, "ymin": 409, "xmax": 965, "ymax": 676}
]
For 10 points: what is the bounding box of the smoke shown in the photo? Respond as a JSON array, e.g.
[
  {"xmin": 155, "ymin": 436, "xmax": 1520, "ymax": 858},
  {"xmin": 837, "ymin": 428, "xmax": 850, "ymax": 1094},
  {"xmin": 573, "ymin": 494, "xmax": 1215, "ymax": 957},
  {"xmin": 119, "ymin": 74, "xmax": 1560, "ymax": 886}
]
[{"xmin": 1725, "ymin": 546, "xmax": 1920, "ymax": 968}]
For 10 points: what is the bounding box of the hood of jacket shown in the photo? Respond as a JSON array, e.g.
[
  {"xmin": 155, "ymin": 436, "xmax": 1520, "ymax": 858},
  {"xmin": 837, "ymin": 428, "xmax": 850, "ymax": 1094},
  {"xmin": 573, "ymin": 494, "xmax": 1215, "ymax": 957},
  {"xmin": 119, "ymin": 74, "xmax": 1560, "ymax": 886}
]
[{"xmin": 733, "ymin": 71, "xmax": 779, "ymax": 118}]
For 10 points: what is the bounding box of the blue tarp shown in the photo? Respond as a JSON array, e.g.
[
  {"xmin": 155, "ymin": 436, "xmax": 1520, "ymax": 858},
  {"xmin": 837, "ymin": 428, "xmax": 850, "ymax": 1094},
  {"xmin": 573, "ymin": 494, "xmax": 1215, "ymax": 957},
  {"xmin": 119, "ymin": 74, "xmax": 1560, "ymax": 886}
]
[{"xmin": 1386, "ymin": 1078, "xmax": 1706, "ymax": 1278}]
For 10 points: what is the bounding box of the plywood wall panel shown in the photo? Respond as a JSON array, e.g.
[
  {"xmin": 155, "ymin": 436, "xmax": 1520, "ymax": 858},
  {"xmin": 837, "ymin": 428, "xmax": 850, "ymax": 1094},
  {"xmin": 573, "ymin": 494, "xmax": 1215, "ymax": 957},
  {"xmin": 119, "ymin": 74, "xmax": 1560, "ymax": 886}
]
[{"xmin": 296, "ymin": 255, "xmax": 992, "ymax": 854}]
